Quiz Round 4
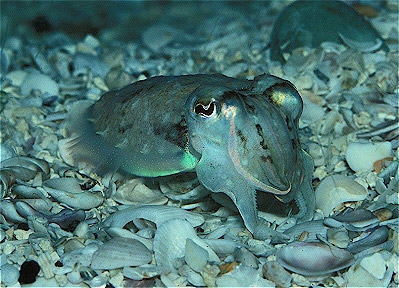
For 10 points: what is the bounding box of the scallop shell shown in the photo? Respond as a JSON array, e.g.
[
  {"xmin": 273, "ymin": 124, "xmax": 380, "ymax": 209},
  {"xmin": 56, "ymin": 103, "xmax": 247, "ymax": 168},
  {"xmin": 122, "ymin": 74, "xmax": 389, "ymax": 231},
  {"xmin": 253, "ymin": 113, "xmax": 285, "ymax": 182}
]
[
  {"xmin": 276, "ymin": 241, "xmax": 354, "ymax": 276},
  {"xmin": 91, "ymin": 237, "xmax": 152, "ymax": 270},
  {"xmin": 315, "ymin": 175, "xmax": 368, "ymax": 216}
]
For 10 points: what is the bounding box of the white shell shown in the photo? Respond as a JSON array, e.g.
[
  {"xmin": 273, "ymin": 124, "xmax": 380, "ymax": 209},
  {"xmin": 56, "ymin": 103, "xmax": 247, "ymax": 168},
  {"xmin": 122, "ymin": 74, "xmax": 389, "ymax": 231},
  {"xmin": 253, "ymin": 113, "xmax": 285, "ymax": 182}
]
[
  {"xmin": 359, "ymin": 252, "xmax": 387, "ymax": 280},
  {"xmin": 262, "ymin": 260, "xmax": 292, "ymax": 287},
  {"xmin": 104, "ymin": 227, "xmax": 153, "ymax": 250},
  {"xmin": 20, "ymin": 72, "xmax": 59, "ymax": 96},
  {"xmin": 123, "ymin": 265, "xmax": 162, "ymax": 281},
  {"xmin": 218, "ymin": 263, "xmax": 272, "ymax": 287},
  {"xmin": 315, "ymin": 175, "xmax": 368, "ymax": 216},
  {"xmin": 276, "ymin": 241, "xmax": 354, "ymax": 276},
  {"xmin": 43, "ymin": 178, "xmax": 104, "ymax": 209},
  {"xmin": 112, "ymin": 179, "xmax": 167, "ymax": 205},
  {"xmin": 91, "ymin": 237, "xmax": 152, "ymax": 270},
  {"xmin": 344, "ymin": 256, "xmax": 394, "ymax": 287},
  {"xmin": 345, "ymin": 142, "xmax": 392, "ymax": 172},
  {"xmin": 185, "ymin": 238, "xmax": 208, "ymax": 272},
  {"xmin": 338, "ymin": 33, "xmax": 383, "ymax": 52},
  {"xmin": 203, "ymin": 239, "xmax": 243, "ymax": 255},
  {"xmin": 153, "ymin": 219, "xmax": 219, "ymax": 272},
  {"xmin": 0, "ymin": 199, "xmax": 27, "ymax": 223},
  {"xmin": 1, "ymin": 156, "xmax": 50, "ymax": 175},
  {"xmin": 0, "ymin": 263, "xmax": 20, "ymax": 286},
  {"xmin": 103, "ymin": 204, "xmax": 204, "ymax": 228}
]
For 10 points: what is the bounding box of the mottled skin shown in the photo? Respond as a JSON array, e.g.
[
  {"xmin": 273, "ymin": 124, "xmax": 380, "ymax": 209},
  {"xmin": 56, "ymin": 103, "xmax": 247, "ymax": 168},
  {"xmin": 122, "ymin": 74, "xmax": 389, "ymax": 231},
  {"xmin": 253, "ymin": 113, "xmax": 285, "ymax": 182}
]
[{"xmin": 68, "ymin": 74, "xmax": 315, "ymax": 234}]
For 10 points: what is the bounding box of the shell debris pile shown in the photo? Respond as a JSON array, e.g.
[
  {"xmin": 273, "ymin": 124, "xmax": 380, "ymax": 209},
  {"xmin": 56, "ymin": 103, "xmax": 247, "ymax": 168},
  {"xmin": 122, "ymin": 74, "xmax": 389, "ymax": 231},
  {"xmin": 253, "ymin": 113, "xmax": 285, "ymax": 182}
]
[{"xmin": 1, "ymin": 1, "xmax": 398, "ymax": 287}]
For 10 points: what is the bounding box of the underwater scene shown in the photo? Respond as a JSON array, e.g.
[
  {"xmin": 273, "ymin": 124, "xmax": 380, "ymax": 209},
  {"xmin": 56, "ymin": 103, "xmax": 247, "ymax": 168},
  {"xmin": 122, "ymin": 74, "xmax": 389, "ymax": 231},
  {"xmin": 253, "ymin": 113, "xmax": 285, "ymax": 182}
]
[{"xmin": 0, "ymin": 0, "xmax": 398, "ymax": 287}]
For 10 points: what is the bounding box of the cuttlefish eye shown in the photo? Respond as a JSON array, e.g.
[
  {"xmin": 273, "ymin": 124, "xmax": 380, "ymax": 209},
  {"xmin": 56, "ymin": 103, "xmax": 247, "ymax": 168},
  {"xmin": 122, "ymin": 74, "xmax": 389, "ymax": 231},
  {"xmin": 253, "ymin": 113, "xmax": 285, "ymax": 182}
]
[{"xmin": 193, "ymin": 98, "xmax": 220, "ymax": 119}]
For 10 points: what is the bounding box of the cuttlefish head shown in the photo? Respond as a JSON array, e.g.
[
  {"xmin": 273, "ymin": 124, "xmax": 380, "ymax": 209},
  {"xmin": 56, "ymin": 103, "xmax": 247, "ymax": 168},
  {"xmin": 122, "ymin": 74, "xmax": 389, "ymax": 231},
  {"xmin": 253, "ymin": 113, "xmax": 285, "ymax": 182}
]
[{"xmin": 185, "ymin": 74, "xmax": 306, "ymax": 233}]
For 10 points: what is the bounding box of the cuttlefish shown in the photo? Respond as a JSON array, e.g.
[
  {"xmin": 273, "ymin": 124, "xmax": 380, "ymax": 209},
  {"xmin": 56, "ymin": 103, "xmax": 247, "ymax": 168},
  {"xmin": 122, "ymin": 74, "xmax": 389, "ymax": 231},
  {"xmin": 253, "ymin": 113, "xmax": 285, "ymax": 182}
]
[{"xmin": 67, "ymin": 73, "xmax": 315, "ymax": 234}]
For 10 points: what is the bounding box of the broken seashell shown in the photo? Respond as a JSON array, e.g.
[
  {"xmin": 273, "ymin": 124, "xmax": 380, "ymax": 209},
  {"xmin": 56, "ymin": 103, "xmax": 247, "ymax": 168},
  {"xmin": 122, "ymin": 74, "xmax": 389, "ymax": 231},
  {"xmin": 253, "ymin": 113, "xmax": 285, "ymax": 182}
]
[
  {"xmin": 112, "ymin": 178, "xmax": 167, "ymax": 205},
  {"xmin": 72, "ymin": 53, "xmax": 110, "ymax": 78},
  {"xmin": 344, "ymin": 252, "xmax": 394, "ymax": 287},
  {"xmin": 185, "ymin": 238, "xmax": 209, "ymax": 272},
  {"xmin": 359, "ymin": 252, "xmax": 387, "ymax": 279},
  {"xmin": 218, "ymin": 263, "xmax": 272, "ymax": 287},
  {"xmin": 20, "ymin": 72, "xmax": 59, "ymax": 97},
  {"xmin": 276, "ymin": 241, "xmax": 354, "ymax": 276},
  {"xmin": 91, "ymin": 237, "xmax": 152, "ymax": 270},
  {"xmin": 283, "ymin": 219, "xmax": 328, "ymax": 241},
  {"xmin": 153, "ymin": 219, "xmax": 219, "ymax": 272},
  {"xmin": 0, "ymin": 200, "xmax": 27, "ymax": 223},
  {"xmin": 347, "ymin": 226, "xmax": 389, "ymax": 254},
  {"xmin": 12, "ymin": 185, "xmax": 47, "ymax": 199},
  {"xmin": 43, "ymin": 178, "xmax": 104, "ymax": 209},
  {"xmin": 123, "ymin": 265, "xmax": 162, "ymax": 281},
  {"xmin": 327, "ymin": 226, "xmax": 350, "ymax": 248},
  {"xmin": 1, "ymin": 156, "xmax": 50, "ymax": 176},
  {"xmin": 329, "ymin": 208, "xmax": 379, "ymax": 231},
  {"xmin": 345, "ymin": 141, "xmax": 392, "ymax": 172},
  {"xmin": 103, "ymin": 204, "xmax": 204, "ymax": 229},
  {"xmin": 315, "ymin": 175, "xmax": 368, "ymax": 216},
  {"xmin": 0, "ymin": 263, "xmax": 20, "ymax": 286},
  {"xmin": 203, "ymin": 239, "xmax": 243, "ymax": 255},
  {"xmin": 181, "ymin": 265, "xmax": 206, "ymax": 286},
  {"xmin": 262, "ymin": 261, "xmax": 292, "ymax": 288}
]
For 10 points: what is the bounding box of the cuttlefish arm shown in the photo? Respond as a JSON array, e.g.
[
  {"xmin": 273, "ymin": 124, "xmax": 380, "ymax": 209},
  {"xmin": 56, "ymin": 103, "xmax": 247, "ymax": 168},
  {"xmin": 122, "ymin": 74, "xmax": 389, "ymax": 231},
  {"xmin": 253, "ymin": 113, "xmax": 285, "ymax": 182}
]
[{"xmin": 195, "ymin": 145, "xmax": 259, "ymax": 233}]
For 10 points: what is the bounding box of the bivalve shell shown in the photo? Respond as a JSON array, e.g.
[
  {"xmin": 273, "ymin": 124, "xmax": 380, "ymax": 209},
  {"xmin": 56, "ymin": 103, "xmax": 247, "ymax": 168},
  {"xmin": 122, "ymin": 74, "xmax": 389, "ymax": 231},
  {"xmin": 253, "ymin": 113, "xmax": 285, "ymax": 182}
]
[
  {"xmin": 91, "ymin": 237, "xmax": 152, "ymax": 270},
  {"xmin": 345, "ymin": 142, "xmax": 392, "ymax": 172},
  {"xmin": 276, "ymin": 241, "xmax": 355, "ymax": 276},
  {"xmin": 0, "ymin": 263, "xmax": 20, "ymax": 286},
  {"xmin": 112, "ymin": 179, "xmax": 167, "ymax": 205},
  {"xmin": 103, "ymin": 204, "xmax": 204, "ymax": 228},
  {"xmin": 315, "ymin": 175, "xmax": 368, "ymax": 216},
  {"xmin": 153, "ymin": 219, "xmax": 219, "ymax": 272},
  {"xmin": 20, "ymin": 72, "xmax": 59, "ymax": 97},
  {"xmin": 43, "ymin": 178, "xmax": 104, "ymax": 209}
]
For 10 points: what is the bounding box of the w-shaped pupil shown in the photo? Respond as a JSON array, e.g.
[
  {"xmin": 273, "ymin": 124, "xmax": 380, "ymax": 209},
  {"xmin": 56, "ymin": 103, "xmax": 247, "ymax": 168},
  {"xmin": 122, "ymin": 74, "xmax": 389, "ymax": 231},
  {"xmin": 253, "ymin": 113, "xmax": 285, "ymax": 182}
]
[{"xmin": 195, "ymin": 102, "xmax": 215, "ymax": 116}]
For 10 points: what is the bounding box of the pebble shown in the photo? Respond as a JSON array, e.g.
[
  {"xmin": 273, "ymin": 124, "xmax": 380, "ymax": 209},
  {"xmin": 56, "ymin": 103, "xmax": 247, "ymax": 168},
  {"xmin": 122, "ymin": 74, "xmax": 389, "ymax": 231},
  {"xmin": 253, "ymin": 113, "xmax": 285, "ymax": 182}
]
[
  {"xmin": 20, "ymin": 72, "xmax": 59, "ymax": 97},
  {"xmin": 1, "ymin": 263, "xmax": 20, "ymax": 286},
  {"xmin": 18, "ymin": 259, "xmax": 41, "ymax": 284},
  {"xmin": 105, "ymin": 67, "xmax": 133, "ymax": 90},
  {"xmin": 345, "ymin": 141, "xmax": 392, "ymax": 172}
]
